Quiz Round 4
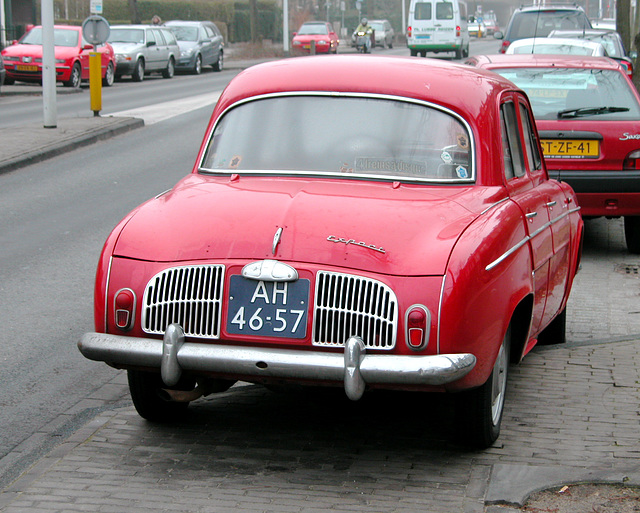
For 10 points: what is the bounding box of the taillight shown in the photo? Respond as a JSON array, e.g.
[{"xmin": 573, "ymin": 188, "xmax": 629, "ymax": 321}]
[
  {"xmin": 407, "ymin": 26, "xmax": 412, "ymax": 38},
  {"xmin": 405, "ymin": 305, "xmax": 431, "ymax": 350},
  {"xmin": 114, "ymin": 288, "xmax": 136, "ymax": 331},
  {"xmin": 624, "ymin": 150, "xmax": 640, "ymax": 170},
  {"xmin": 499, "ymin": 40, "xmax": 510, "ymax": 54},
  {"xmin": 456, "ymin": 25, "xmax": 461, "ymax": 37}
]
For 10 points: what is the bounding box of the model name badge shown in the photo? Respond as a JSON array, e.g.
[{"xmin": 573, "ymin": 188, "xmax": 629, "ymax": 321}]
[
  {"xmin": 327, "ymin": 235, "xmax": 386, "ymax": 254},
  {"xmin": 620, "ymin": 133, "xmax": 640, "ymax": 140}
]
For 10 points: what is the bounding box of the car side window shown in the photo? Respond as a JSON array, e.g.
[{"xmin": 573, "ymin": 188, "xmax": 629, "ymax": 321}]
[
  {"xmin": 146, "ymin": 29, "xmax": 156, "ymax": 45},
  {"xmin": 204, "ymin": 26, "xmax": 214, "ymax": 39},
  {"xmin": 519, "ymin": 102, "xmax": 543, "ymax": 173},
  {"xmin": 500, "ymin": 102, "xmax": 526, "ymax": 180}
]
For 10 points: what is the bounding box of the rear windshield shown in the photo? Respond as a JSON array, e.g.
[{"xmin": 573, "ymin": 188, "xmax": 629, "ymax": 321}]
[
  {"xmin": 200, "ymin": 95, "xmax": 473, "ymax": 183},
  {"xmin": 298, "ymin": 24, "xmax": 329, "ymax": 35},
  {"xmin": 494, "ymin": 67, "xmax": 640, "ymax": 120},
  {"xmin": 508, "ymin": 10, "xmax": 591, "ymax": 39}
]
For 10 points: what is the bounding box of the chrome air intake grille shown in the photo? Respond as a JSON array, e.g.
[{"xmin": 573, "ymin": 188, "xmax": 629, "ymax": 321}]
[
  {"xmin": 313, "ymin": 271, "xmax": 398, "ymax": 349},
  {"xmin": 142, "ymin": 265, "xmax": 225, "ymax": 339}
]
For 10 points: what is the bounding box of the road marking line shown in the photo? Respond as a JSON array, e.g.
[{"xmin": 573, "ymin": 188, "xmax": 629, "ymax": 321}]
[{"xmin": 106, "ymin": 91, "xmax": 222, "ymax": 125}]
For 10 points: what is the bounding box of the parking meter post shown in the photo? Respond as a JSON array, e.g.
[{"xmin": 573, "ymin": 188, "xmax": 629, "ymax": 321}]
[
  {"xmin": 89, "ymin": 51, "xmax": 102, "ymax": 116},
  {"xmin": 311, "ymin": 40, "xmax": 316, "ymax": 55}
]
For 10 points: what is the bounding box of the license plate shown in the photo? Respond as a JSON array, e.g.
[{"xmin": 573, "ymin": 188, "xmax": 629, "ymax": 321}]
[
  {"xmin": 416, "ymin": 34, "xmax": 432, "ymax": 39},
  {"xmin": 541, "ymin": 139, "xmax": 599, "ymax": 158},
  {"xmin": 16, "ymin": 64, "xmax": 38, "ymax": 72},
  {"xmin": 227, "ymin": 276, "xmax": 309, "ymax": 338},
  {"xmin": 302, "ymin": 44, "xmax": 310, "ymax": 49}
]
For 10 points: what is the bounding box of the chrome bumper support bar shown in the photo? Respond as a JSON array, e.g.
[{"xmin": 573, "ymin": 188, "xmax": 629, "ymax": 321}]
[{"xmin": 79, "ymin": 324, "xmax": 476, "ymax": 401}]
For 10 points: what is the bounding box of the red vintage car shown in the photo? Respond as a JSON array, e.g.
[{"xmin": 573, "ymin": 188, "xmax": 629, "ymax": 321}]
[
  {"xmin": 467, "ymin": 54, "xmax": 640, "ymax": 253},
  {"xmin": 1, "ymin": 25, "xmax": 116, "ymax": 88},
  {"xmin": 78, "ymin": 55, "xmax": 583, "ymax": 448}
]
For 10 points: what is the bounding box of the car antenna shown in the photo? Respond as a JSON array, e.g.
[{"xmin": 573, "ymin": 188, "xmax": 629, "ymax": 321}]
[{"xmin": 531, "ymin": 2, "xmax": 542, "ymax": 54}]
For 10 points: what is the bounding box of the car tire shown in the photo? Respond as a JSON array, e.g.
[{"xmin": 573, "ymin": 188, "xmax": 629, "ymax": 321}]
[
  {"xmin": 127, "ymin": 369, "xmax": 190, "ymax": 422},
  {"xmin": 388, "ymin": 40, "xmax": 393, "ymax": 48},
  {"xmin": 193, "ymin": 54, "xmax": 202, "ymax": 75},
  {"xmin": 162, "ymin": 57, "xmax": 175, "ymax": 79},
  {"xmin": 132, "ymin": 58, "xmax": 145, "ymax": 82},
  {"xmin": 537, "ymin": 307, "xmax": 567, "ymax": 345},
  {"xmin": 64, "ymin": 62, "xmax": 81, "ymax": 88},
  {"xmin": 102, "ymin": 61, "xmax": 115, "ymax": 87},
  {"xmin": 455, "ymin": 48, "xmax": 462, "ymax": 59},
  {"xmin": 463, "ymin": 44, "xmax": 470, "ymax": 58},
  {"xmin": 455, "ymin": 325, "xmax": 510, "ymax": 448},
  {"xmin": 624, "ymin": 216, "xmax": 640, "ymax": 254},
  {"xmin": 213, "ymin": 51, "xmax": 223, "ymax": 72}
]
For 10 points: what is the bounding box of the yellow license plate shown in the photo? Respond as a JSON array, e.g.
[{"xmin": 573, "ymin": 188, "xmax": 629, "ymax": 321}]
[
  {"xmin": 16, "ymin": 64, "xmax": 38, "ymax": 72},
  {"xmin": 541, "ymin": 139, "xmax": 599, "ymax": 158}
]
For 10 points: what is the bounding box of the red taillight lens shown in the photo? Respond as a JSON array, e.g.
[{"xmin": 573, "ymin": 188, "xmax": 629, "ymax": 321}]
[
  {"xmin": 456, "ymin": 25, "xmax": 461, "ymax": 37},
  {"xmin": 114, "ymin": 288, "xmax": 136, "ymax": 331},
  {"xmin": 624, "ymin": 150, "xmax": 640, "ymax": 170},
  {"xmin": 500, "ymin": 40, "xmax": 510, "ymax": 54},
  {"xmin": 407, "ymin": 26, "xmax": 412, "ymax": 38},
  {"xmin": 405, "ymin": 305, "xmax": 430, "ymax": 350}
]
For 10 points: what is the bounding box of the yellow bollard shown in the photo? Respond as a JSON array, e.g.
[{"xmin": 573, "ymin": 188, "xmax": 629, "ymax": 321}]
[{"xmin": 89, "ymin": 51, "xmax": 102, "ymax": 116}]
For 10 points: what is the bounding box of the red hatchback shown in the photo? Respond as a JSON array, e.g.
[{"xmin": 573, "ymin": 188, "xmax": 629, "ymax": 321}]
[
  {"xmin": 78, "ymin": 56, "xmax": 583, "ymax": 448},
  {"xmin": 292, "ymin": 21, "xmax": 339, "ymax": 54},
  {"xmin": 1, "ymin": 25, "xmax": 116, "ymax": 88},
  {"xmin": 468, "ymin": 54, "xmax": 640, "ymax": 253}
]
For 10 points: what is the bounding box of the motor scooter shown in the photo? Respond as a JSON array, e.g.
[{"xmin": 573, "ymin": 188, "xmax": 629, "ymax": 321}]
[{"xmin": 355, "ymin": 31, "xmax": 371, "ymax": 53}]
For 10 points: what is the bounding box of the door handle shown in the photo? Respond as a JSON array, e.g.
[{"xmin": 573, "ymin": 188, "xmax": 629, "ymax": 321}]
[
  {"xmin": 526, "ymin": 212, "xmax": 538, "ymax": 219},
  {"xmin": 546, "ymin": 201, "xmax": 557, "ymax": 208}
]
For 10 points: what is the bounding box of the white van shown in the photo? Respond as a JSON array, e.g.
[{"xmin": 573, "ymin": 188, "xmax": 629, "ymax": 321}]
[{"xmin": 407, "ymin": 0, "xmax": 470, "ymax": 59}]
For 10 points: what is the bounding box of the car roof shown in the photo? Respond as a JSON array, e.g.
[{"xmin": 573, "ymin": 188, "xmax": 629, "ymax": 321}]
[
  {"xmin": 468, "ymin": 53, "xmax": 623, "ymax": 70},
  {"xmin": 507, "ymin": 37, "xmax": 605, "ymax": 52},
  {"xmin": 514, "ymin": 4, "xmax": 586, "ymax": 12},
  {"xmin": 165, "ymin": 20, "xmax": 212, "ymax": 26},
  {"xmin": 214, "ymin": 55, "xmax": 521, "ymax": 120}
]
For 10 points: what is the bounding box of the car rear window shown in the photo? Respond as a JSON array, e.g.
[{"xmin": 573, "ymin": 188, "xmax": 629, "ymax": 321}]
[
  {"xmin": 415, "ymin": 3, "xmax": 433, "ymax": 20},
  {"xmin": 509, "ymin": 10, "xmax": 591, "ymax": 39},
  {"xmin": 201, "ymin": 95, "xmax": 474, "ymax": 183},
  {"xmin": 494, "ymin": 67, "xmax": 640, "ymax": 120},
  {"xmin": 436, "ymin": 2, "xmax": 454, "ymax": 20}
]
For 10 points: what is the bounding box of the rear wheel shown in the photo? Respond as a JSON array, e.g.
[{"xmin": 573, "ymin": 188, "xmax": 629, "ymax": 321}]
[
  {"xmin": 4, "ymin": 76, "xmax": 15, "ymax": 85},
  {"xmin": 456, "ymin": 326, "xmax": 510, "ymax": 448},
  {"xmin": 213, "ymin": 51, "xmax": 223, "ymax": 71},
  {"xmin": 455, "ymin": 47, "xmax": 462, "ymax": 59},
  {"xmin": 624, "ymin": 216, "xmax": 640, "ymax": 254},
  {"xmin": 162, "ymin": 57, "xmax": 175, "ymax": 78},
  {"xmin": 127, "ymin": 369, "xmax": 190, "ymax": 422}
]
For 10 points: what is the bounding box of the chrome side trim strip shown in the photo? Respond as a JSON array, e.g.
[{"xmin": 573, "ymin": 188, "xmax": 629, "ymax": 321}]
[
  {"xmin": 480, "ymin": 197, "xmax": 509, "ymax": 215},
  {"xmin": 437, "ymin": 274, "xmax": 447, "ymax": 354},
  {"xmin": 485, "ymin": 236, "xmax": 530, "ymax": 271}
]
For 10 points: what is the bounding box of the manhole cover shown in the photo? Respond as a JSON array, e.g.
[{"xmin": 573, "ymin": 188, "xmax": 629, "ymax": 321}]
[{"xmin": 615, "ymin": 264, "xmax": 640, "ymax": 276}]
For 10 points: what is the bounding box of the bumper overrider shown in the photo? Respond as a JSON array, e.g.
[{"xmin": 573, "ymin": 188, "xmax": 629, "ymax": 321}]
[{"xmin": 79, "ymin": 323, "xmax": 476, "ymax": 401}]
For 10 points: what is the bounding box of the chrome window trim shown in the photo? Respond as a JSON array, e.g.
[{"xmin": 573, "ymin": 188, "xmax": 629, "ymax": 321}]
[
  {"xmin": 198, "ymin": 91, "xmax": 476, "ymax": 184},
  {"xmin": 485, "ymin": 207, "xmax": 581, "ymax": 271}
]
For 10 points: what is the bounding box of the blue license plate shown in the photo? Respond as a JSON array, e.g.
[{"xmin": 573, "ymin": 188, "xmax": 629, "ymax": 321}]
[{"xmin": 227, "ymin": 276, "xmax": 310, "ymax": 338}]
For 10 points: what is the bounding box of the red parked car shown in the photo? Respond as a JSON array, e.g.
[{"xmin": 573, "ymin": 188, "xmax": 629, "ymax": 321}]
[
  {"xmin": 292, "ymin": 21, "xmax": 339, "ymax": 53},
  {"xmin": 467, "ymin": 54, "xmax": 640, "ymax": 253},
  {"xmin": 78, "ymin": 56, "xmax": 583, "ymax": 448},
  {"xmin": 1, "ymin": 25, "xmax": 116, "ymax": 88}
]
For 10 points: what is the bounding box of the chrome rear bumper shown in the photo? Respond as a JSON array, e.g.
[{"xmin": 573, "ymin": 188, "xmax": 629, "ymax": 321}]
[{"xmin": 79, "ymin": 324, "xmax": 476, "ymax": 401}]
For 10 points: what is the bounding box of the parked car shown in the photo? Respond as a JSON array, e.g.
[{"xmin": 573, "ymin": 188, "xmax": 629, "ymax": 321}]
[
  {"xmin": 165, "ymin": 20, "xmax": 224, "ymax": 74},
  {"xmin": 505, "ymin": 37, "xmax": 606, "ymax": 56},
  {"xmin": 0, "ymin": 25, "xmax": 116, "ymax": 88},
  {"xmin": 0, "ymin": 54, "xmax": 5, "ymax": 92},
  {"xmin": 467, "ymin": 16, "xmax": 486, "ymax": 38},
  {"xmin": 292, "ymin": 21, "xmax": 339, "ymax": 54},
  {"xmin": 78, "ymin": 55, "xmax": 583, "ymax": 448},
  {"xmin": 351, "ymin": 19, "xmax": 394, "ymax": 47},
  {"xmin": 549, "ymin": 29, "xmax": 634, "ymax": 77},
  {"xmin": 495, "ymin": 4, "xmax": 592, "ymax": 54},
  {"xmin": 107, "ymin": 24, "xmax": 180, "ymax": 81},
  {"xmin": 466, "ymin": 53, "xmax": 640, "ymax": 253}
]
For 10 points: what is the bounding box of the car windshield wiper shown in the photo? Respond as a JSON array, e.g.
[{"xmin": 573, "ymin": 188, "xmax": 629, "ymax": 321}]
[{"xmin": 557, "ymin": 106, "xmax": 630, "ymax": 118}]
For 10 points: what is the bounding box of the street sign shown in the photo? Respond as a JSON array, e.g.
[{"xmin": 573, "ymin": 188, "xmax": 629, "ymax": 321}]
[
  {"xmin": 82, "ymin": 15, "xmax": 110, "ymax": 46},
  {"xmin": 90, "ymin": 0, "xmax": 103, "ymax": 15}
]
